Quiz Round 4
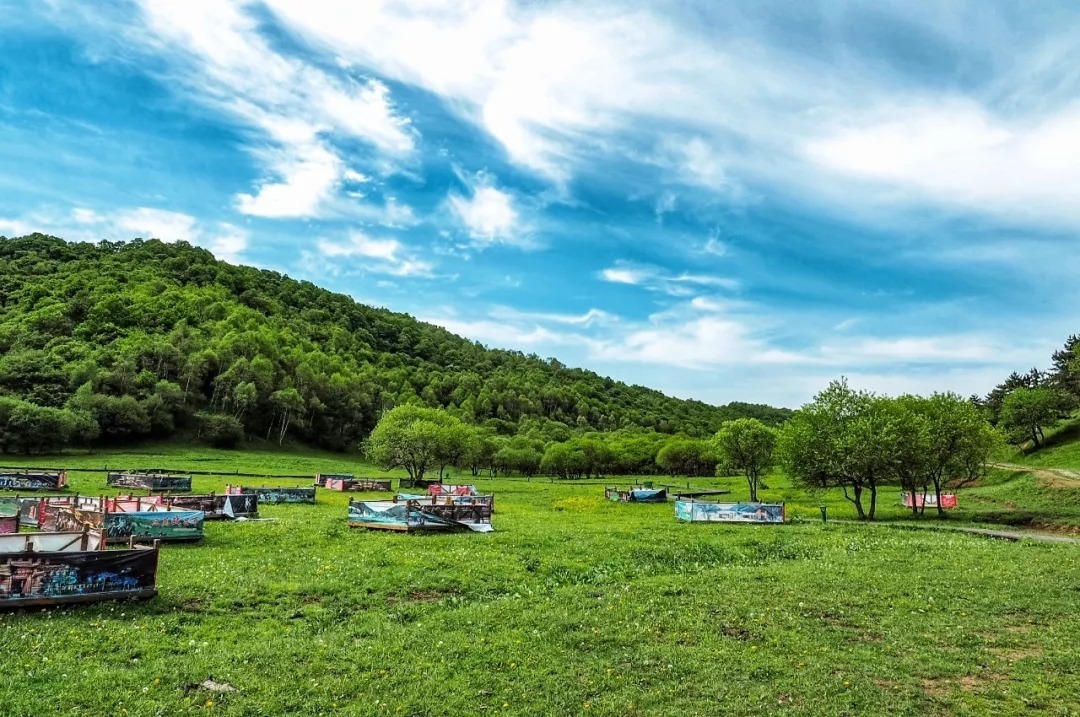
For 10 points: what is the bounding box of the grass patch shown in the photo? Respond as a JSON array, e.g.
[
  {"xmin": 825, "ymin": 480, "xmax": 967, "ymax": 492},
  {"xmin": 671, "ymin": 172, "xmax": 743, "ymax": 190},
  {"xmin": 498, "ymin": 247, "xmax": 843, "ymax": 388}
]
[{"xmin": 0, "ymin": 446, "xmax": 1079, "ymax": 715}]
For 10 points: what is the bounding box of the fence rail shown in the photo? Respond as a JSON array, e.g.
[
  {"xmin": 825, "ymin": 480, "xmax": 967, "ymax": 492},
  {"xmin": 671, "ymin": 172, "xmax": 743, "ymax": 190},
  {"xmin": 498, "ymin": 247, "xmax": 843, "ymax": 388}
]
[{"xmin": 0, "ymin": 465, "xmax": 315, "ymax": 479}]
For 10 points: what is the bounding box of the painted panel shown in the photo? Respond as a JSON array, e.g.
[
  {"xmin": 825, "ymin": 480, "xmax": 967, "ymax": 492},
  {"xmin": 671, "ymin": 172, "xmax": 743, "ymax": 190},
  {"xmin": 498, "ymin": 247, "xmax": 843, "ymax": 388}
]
[
  {"xmin": 0, "ymin": 471, "xmax": 66, "ymax": 491},
  {"xmin": 0, "ymin": 548, "xmax": 158, "ymax": 607},
  {"xmin": 675, "ymin": 500, "xmax": 785, "ymax": 523}
]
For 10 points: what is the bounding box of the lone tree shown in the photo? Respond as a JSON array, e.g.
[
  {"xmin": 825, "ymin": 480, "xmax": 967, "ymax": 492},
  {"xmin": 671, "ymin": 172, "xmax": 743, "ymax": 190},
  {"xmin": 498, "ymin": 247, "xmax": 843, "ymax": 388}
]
[
  {"xmin": 713, "ymin": 418, "xmax": 776, "ymax": 502},
  {"xmin": 364, "ymin": 405, "xmax": 466, "ymax": 482}
]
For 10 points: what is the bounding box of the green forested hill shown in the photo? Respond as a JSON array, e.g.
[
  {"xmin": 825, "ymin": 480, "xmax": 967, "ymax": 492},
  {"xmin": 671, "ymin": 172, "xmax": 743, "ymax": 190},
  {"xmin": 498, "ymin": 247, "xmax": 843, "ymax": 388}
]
[{"xmin": 0, "ymin": 234, "xmax": 790, "ymax": 453}]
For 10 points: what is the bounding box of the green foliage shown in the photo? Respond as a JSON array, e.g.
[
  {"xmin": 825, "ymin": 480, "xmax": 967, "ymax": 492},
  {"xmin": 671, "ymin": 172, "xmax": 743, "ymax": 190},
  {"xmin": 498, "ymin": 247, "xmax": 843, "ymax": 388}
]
[
  {"xmin": 364, "ymin": 405, "xmax": 467, "ymax": 480},
  {"xmin": 782, "ymin": 381, "xmax": 1003, "ymax": 521},
  {"xmin": 1000, "ymin": 387, "xmax": 1069, "ymax": 448},
  {"xmin": 0, "ymin": 234, "xmax": 791, "ymax": 454},
  {"xmin": 713, "ymin": 418, "xmax": 776, "ymax": 502},
  {"xmin": 197, "ymin": 412, "xmax": 245, "ymax": 448},
  {"xmin": 655, "ymin": 437, "xmax": 717, "ymax": 477}
]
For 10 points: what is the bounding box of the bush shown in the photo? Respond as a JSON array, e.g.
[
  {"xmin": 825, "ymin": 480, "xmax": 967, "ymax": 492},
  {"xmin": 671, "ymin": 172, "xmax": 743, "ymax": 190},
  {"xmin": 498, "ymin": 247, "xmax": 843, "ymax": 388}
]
[{"xmin": 198, "ymin": 412, "xmax": 245, "ymax": 448}]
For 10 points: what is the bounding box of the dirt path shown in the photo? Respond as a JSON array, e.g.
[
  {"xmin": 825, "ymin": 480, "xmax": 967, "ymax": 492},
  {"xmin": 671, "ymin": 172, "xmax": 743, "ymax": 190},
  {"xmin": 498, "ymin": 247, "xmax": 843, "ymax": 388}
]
[
  {"xmin": 989, "ymin": 462, "xmax": 1080, "ymax": 487},
  {"xmin": 832, "ymin": 519, "xmax": 1079, "ymax": 544}
]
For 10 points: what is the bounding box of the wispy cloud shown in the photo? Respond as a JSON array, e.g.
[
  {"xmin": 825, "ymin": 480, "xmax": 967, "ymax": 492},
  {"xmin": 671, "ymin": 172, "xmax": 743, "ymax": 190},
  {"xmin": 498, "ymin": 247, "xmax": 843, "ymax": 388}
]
[
  {"xmin": 599, "ymin": 261, "xmax": 737, "ymax": 296},
  {"xmin": 118, "ymin": 1, "xmax": 416, "ymax": 221},
  {"xmin": 315, "ymin": 231, "xmax": 433, "ymax": 278}
]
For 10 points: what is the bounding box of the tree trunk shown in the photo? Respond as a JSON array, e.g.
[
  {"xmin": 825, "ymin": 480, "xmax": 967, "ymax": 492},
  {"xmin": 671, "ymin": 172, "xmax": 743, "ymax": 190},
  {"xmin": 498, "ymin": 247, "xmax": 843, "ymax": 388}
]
[
  {"xmin": 842, "ymin": 483, "xmax": 866, "ymax": 520},
  {"xmin": 867, "ymin": 483, "xmax": 877, "ymax": 520}
]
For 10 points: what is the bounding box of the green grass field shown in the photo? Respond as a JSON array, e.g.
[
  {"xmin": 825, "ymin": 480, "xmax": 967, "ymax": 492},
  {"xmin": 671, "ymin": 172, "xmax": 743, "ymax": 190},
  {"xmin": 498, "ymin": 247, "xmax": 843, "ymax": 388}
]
[{"xmin": 2, "ymin": 446, "xmax": 1079, "ymax": 716}]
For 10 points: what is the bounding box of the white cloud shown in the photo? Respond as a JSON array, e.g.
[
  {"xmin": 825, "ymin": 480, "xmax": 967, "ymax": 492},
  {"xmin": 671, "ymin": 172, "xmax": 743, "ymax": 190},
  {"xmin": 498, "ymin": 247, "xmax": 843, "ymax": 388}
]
[
  {"xmin": 123, "ymin": 0, "xmax": 415, "ymax": 220},
  {"xmin": 114, "ymin": 207, "xmax": 199, "ymax": 241},
  {"xmin": 315, "ymin": 231, "xmax": 433, "ymax": 277},
  {"xmin": 490, "ymin": 306, "xmax": 616, "ymax": 327},
  {"xmin": 446, "ymin": 171, "xmax": 529, "ymax": 247},
  {"xmin": 803, "ymin": 99, "xmax": 1080, "ymax": 225},
  {"xmin": 599, "ymin": 262, "xmax": 737, "ymax": 295}
]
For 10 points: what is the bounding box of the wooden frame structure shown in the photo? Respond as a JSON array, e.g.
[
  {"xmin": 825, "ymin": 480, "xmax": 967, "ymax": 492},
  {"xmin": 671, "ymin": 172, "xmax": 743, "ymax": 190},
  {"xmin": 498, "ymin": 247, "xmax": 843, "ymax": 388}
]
[
  {"xmin": 107, "ymin": 472, "xmax": 193, "ymax": 493},
  {"xmin": 0, "ymin": 531, "xmax": 160, "ymax": 609}
]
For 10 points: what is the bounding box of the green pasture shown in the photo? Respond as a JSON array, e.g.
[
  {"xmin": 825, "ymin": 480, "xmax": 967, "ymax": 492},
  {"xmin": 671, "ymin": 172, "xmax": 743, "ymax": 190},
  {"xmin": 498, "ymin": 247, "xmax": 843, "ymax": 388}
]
[{"xmin": 0, "ymin": 446, "xmax": 1079, "ymax": 716}]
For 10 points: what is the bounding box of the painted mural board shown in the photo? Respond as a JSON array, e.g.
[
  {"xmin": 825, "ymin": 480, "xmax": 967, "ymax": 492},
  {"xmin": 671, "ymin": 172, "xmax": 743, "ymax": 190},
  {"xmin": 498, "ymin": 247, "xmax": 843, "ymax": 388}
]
[
  {"xmin": 162, "ymin": 493, "xmax": 259, "ymax": 519},
  {"xmin": 314, "ymin": 473, "xmax": 352, "ymax": 487},
  {"xmin": 675, "ymin": 500, "xmax": 785, "ymax": 524},
  {"xmin": 900, "ymin": 492, "xmax": 958, "ymax": 509},
  {"xmin": 107, "ymin": 473, "xmax": 193, "ymax": 492},
  {"xmin": 0, "ymin": 537, "xmax": 159, "ymax": 608},
  {"xmin": 227, "ymin": 485, "xmax": 316, "ymax": 504},
  {"xmin": 349, "ymin": 498, "xmax": 493, "ymax": 533},
  {"xmin": 0, "ymin": 471, "xmax": 67, "ymax": 491},
  {"xmin": 0, "ymin": 500, "xmax": 16, "ymax": 535},
  {"xmin": 325, "ymin": 477, "xmax": 392, "ymax": 492},
  {"xmin": 605, "ymin": 487, "xmax": 668, "ymax": 503},
  {"xmin": 428, "ymin": 484, "xmax": 478, "ymax": 497},
  {"xmin": 42, "ymin": 504, "xmax": 204, "ymax": 543}
]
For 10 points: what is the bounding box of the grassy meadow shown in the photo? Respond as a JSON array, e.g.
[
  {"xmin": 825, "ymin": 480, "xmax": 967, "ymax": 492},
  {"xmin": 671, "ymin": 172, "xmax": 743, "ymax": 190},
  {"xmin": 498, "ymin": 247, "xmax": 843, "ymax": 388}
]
[{"xmin": 1, "ymin": 445, "xmax": 1079, "ymax": 716}]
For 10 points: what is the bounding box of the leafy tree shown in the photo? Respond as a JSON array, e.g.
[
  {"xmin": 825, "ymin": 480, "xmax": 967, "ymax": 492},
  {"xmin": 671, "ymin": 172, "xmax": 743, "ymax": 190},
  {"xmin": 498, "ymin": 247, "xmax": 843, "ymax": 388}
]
[
  {"xmin": 656, "ymin": 438, "xmax": 716, "ymax": 477},
  {"xmin": 999, "ymin": 387, "xmax": 1067, "ymax": 448},
  {"xmin": 365, "ymin": 406, "xmax": 465, "ymax": 481},
  {"xmin": 541, "ymin": 441, "xmax": 585, "ymax": 479},
  {"xmin": 713, "ymin": 418, "xmax": 776, "ymax": 502}
]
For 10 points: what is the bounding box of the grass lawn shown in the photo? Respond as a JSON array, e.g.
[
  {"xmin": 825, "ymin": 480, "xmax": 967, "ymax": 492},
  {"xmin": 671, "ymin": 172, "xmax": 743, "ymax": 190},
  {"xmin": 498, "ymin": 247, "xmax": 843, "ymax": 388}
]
[{"xmin": 1, "ymin": 446, "xmax": 1079, "ymax": 716}]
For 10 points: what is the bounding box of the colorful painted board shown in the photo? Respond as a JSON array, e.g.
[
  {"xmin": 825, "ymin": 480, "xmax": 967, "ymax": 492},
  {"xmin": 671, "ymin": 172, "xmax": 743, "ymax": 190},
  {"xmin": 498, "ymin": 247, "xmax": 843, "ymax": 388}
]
[
  {"xmin": 0, "ymin": 471, "xmax": 67, "ymax": 491},
  {"xmin": 605, "ymin": 487, "xmax": 668, "ymax": 503},
  {"xmin": 38, "ymin": 500, "xmax": 205, "ymax": 543},
  {"xmin": 0, "ymin": 532, "xmax": 159, "ymax": 609},
  {"xmin": 675, "ymin": 500, "xmax": 785, "ymax": 524},
  {"xmin": 324, "ymin": 477, "xmax": 392, "ymax": 492},
  {"xmin": 107, "ymin": 473, "xmax": 193, "ymax": 492},
  {"xmin": 314, "ymin": 473, "xmax": 352, "ymax": 487},
  {"xmin": 161, "ymin": 493, "xmax": 259, "ymax": 519},
  {"xmin": 0, "ymin": 499, "xmax": 17, "ymax": 534},
  {"xmin": 428, "ymin": 484, "xmax": 478, "ymax": 497},
  {"xmin": 226, "ymin": 485, "xmax": 316, "ymax": 504},
  {"xmin": 900, "ymin": 492, "xmax": 958, "ymax": 509},
  {"xmin": 349, "ymin": 497, "xmax": 493, "ymax": 533}
]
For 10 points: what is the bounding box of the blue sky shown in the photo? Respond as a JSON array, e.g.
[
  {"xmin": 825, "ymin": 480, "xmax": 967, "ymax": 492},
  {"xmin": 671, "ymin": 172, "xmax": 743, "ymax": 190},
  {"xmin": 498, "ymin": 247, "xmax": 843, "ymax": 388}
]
[{"xmin": 2, "ymin": 0, "xmax": 1078, "ymax": 407}]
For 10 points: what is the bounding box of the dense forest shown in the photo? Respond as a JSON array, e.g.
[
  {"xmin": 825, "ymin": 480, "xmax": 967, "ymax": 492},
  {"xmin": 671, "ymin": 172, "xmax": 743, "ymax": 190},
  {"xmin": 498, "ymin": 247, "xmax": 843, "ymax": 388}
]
[{"xmin": 0, "ymin": 234, "xmax": 791, "ymax": 454}]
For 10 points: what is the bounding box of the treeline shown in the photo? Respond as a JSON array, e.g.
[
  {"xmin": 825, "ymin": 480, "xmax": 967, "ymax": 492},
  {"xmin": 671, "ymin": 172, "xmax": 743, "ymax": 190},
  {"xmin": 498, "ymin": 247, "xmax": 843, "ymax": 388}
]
[
  {"xmin": 365, "ymin": 405, "xmax": 724, "ymax": 481},
  {"xmin": 975, "ymin": 334, "xmax": 1080, "ymax": 449},
  {"xmin": 781, "ymin": 380, "xmax": 1000, "ymax": 520},
  {"xmin": 367, "ymin": 386, "xmax": 1001, "ymax": 523},
  {"xmin": 0, "ymin": 234, "xmax": 791, "ymax": 454}
]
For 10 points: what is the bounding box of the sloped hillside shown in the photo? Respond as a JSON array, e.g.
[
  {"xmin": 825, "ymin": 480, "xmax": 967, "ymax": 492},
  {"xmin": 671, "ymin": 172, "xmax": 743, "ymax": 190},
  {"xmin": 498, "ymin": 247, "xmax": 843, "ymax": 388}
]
[{"xmin": 0, "ymin": 234, "xmax": 790, "ymax": 452}]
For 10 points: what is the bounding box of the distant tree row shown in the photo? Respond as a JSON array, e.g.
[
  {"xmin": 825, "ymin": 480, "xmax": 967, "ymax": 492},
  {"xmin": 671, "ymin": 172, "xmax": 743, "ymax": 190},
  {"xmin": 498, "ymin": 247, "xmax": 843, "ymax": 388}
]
[{"xmin": 0, "ymin": 234, "xmax": 791, "ymax": 454}]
